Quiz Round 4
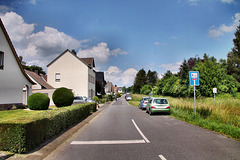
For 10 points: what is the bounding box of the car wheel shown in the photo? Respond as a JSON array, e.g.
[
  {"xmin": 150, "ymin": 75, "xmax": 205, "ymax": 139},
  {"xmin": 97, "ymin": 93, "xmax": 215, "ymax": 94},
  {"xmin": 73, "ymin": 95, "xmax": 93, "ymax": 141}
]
[{"xmin": 149, "ymin": 109, "xmax": 153, "ymax": 115}]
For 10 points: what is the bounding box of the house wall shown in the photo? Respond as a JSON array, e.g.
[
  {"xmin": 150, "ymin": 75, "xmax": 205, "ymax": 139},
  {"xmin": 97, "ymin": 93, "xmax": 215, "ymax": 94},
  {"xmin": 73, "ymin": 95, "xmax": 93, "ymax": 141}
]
[
  {"xmin": 0, "ymin": 25, "xmax": 32, "ymax": 105},
  {"xmin": 88, "ymin": 68, "xmax": 96, "ymax": 98},
  {"xmin": 47, "ymin": 51, "xmax": 90, "ymax": 97}
]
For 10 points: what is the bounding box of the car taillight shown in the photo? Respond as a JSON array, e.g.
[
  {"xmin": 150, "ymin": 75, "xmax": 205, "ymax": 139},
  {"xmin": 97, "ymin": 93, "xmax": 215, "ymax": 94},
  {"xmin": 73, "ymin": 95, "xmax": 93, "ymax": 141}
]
[
  {"xmin": 166, "ymin": 106, "xmax": 170, "ymax": 109},
  {"xmin": 151, "ymin": 106, "xmax": 155, "ymax": 109},
  {"xmin": 143, "ymin": 101, "xmax": 146, "ymax": 104}
]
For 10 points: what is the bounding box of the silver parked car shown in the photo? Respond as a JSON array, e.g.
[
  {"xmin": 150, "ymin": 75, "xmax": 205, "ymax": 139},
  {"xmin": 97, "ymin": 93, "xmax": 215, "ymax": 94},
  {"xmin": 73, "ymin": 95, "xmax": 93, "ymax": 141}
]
[
  {"xmin": 139, "ymin": 97, "xmax": 150, "ymax": 110},
  {"xmin": 73, "ymin": 96, "xmax": 86, "ymax": 103},
  {"xmin": 84, "ymin": 97, "xmax": 96, "ymax": 103},
  {"xmin": 146, "ymin": 97, "xmax": 170, "ymax": 115}
]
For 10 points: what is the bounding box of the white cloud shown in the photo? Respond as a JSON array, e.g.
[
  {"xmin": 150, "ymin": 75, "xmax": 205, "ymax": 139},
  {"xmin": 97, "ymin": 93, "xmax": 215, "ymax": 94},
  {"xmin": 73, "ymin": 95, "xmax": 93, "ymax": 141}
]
[
  {"xmin": 0, "ymin": 11, "xmax": 88, "ymax": 69},
  {"xmin": 78, "ymin": 42, "xmax": 110, "ymax": 64},
  {"xmin": 0, "ymin": 12, "xmax": 34, "ymax": 43},
  {"xmin": 221, "ymin": 0, "xmax": 234, "ymax": 4},
  {"xmin": 110, "ymin": 48, "xmax": 128, "ymax": 56},
  {"xmin": 154, "ymin": 42, "xmax": 167, "ymax": 46},
  {"xmin": 29, "ymin": 0, "xmax": 37, "ymax": 5},
  {"xmin": 122, "ymin": 68, "xmax": 138, "ymax": 86},
  {"xmin": 28, "ymin": 26, "xmax": 81, "ymax": 56},
  {"xmin": 187, "ymin": 0, "xmax": 199, "ymax": 6},
  {"xmin": 208, "ymin": 13, "xmax": 240, "ymax": 38},
  {"xmin": 78, "ymin": 42, "xmax": 128, "ymax": 64},
  {"xmin": 104, "ymin": 66, "xmax": 137, "ymax": 87},
  {"xmin": 159, "ymin": 61, "xmax": 182, "ymax": 73}
]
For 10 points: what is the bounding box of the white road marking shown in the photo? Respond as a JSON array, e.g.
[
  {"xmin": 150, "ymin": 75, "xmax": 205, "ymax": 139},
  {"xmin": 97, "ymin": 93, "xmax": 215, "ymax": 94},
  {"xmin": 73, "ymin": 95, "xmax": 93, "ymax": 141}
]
[
  {"xmin": 71, "ymin": 139, "xmax": 145, "ymax": 145},
  {"xmin": 159, "ymin": 155, "xmax": 167, "ymax": 160},
  {"xmin": 132, "ymin": 119, "xmax": 150, "ymax": 143}
]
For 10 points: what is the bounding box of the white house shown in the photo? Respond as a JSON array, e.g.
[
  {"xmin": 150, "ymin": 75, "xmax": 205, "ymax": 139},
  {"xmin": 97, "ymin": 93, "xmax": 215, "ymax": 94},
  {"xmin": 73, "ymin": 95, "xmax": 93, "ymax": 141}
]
[
  {"xmin": 47, "ymin": 49, "xmax": 96, "ymax": 98},
  {"xmin": 0, "ymin": 18, "xmax": 35, "ymax": 109},
  {"xmin": 25, "ymin": 70, "xmax": 55, "ymax": 105}
]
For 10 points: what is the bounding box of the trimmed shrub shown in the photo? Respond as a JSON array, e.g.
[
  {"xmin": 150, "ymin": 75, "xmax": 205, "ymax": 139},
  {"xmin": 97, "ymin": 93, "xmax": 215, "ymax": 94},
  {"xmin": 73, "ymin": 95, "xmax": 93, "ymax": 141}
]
[
  {"xmin": 52, "ymin": 87, "xmax": 74, "ymax": 107},
  {"xmin": 92, "ymin": 96, "xmax": 99, "ymax": 103},
  {"xmin": 27, "ymin": 93, "xmax": 50, "ymax": 110}
]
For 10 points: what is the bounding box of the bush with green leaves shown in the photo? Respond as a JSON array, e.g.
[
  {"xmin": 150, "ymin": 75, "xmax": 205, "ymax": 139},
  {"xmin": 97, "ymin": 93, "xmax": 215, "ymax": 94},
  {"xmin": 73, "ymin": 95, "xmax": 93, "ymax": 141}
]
[
  {"xmin": 92, "ymin": 96, "xmax": 99, "ymax": 103},
  {"xmin": 52, "ymin": 87, "xmax": 74, "ymax": 107},
  {"xmin": 107, "ymin": 94, "xmax": 113, "ymax": 101},
  {"xmin": 27, "ymin": 93, "xmax": 50, "ymax": 110},
  {"xmin": 117, "ymin": 92, "xmax": 121, "ymax": 98},
  {"xmin": 140, "ymin": 84, "xmax": 152, "ymax": 95}
]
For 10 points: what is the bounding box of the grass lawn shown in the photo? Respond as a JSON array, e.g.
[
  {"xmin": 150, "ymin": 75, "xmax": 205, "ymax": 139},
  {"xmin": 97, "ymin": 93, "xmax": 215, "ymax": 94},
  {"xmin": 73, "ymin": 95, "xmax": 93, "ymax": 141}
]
[
  {"xmin": 0, "ymin": 106, "xmax": 58, "ymax": 123},
  {"xmin": 0, "ymin": 109, "xmax": 46, "ymax": 123}
]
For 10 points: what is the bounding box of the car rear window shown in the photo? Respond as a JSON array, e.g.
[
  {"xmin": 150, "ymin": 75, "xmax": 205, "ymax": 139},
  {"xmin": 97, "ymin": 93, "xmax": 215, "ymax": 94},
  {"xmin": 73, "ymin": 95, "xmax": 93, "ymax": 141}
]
[
  {"xmin": 74, "ymin": 97, "xmax": 83, "ymax": 100},
  {"xmin": 143, "ymin": 98, "xmax": 150, "ymax": 101},
  {"xmin": 154, "ymin": 99, "xmax": 168, "ymax": 104}
]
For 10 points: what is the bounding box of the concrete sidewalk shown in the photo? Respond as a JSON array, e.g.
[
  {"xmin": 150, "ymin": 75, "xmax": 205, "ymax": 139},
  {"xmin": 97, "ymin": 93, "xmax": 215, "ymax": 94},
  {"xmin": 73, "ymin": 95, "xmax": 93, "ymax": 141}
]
[{"xmin": 0, "ymin": 102, "xmax": 112, "ymax": 160}]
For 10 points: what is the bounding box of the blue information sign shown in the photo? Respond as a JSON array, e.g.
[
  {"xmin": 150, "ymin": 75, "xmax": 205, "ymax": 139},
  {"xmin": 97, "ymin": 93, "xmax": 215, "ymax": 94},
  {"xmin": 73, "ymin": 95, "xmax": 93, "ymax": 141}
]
[{"xmin": 189, "ymin": 71, "xmax": 199, "ymax": 86}]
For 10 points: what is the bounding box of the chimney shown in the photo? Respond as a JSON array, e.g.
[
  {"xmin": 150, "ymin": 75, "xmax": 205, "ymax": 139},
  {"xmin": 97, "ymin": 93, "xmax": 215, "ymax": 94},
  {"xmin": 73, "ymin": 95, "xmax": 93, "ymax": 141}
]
[
  {"xmin": 72, "ymin": 49, "xmax": 77, "ymax": 55},
  {"xmin": 34, "ymin": 70, "xmax": 39, "ymax": 75}
]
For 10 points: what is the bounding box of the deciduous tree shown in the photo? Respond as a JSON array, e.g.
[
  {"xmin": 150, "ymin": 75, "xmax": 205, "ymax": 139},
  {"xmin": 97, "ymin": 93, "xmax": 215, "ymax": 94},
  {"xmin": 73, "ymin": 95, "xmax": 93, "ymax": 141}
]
[
  {"xmin": 133, "ymin": 69, "xmax": 147, "ymax": 93},
  {"xmin": 227, "ymin": 23, "xmax": 240, "ymax": 82}
]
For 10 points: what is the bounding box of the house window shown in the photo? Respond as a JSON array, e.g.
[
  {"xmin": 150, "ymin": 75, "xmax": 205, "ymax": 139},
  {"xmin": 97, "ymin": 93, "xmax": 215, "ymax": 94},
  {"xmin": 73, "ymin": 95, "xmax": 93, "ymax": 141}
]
[
  {"xmin": 55, "ymin": 73, "xmax": 60, "ymax": 82},
  {"xmin": 0, "ymin": 51, "xmax": 4, "ymax": 70}
]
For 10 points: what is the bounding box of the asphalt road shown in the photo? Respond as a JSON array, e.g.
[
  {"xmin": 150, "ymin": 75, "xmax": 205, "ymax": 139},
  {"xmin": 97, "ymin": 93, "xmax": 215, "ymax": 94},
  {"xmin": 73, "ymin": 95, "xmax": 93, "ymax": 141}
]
[{"xmin": 44, "ymin": 97, "xmax": 240, "ymax": 160}]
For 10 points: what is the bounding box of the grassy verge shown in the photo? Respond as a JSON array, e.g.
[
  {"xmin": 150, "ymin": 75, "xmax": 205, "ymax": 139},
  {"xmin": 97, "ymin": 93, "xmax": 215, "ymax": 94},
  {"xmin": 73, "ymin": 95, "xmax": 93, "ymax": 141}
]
[{"xmin": 130, "ymin": 94, "xmax": 240, "ymax": 141}]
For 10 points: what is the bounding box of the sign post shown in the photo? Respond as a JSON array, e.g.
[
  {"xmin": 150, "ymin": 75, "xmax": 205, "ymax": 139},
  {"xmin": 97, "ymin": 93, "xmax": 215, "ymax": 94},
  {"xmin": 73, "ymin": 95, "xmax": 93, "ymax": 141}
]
[
  {"xmin": 189, "ymin": 71, "xmax": 199, "ymax": 115},
  {"xmin": 213, "ymin": 88, "xmax": 217, "ymax": 102}
]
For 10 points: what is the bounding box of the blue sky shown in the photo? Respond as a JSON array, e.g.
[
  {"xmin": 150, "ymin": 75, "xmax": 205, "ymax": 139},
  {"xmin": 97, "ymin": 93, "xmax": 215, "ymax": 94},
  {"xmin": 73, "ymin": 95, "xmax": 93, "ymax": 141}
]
[{"xmin": 0, "ymin": 0, "xmax": 239, "ymax": 87}]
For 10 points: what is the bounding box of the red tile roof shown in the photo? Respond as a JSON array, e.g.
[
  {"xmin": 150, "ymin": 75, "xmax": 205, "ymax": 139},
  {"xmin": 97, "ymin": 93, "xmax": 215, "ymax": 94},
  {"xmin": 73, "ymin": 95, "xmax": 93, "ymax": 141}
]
[{"xmin": 25, "ymin": 70, "xmax": 54, "ymax": 89}]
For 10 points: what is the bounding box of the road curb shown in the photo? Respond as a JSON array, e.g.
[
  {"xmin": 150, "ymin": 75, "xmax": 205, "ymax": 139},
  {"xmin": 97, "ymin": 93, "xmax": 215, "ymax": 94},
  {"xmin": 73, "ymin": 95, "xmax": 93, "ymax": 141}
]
[{"xmin": 5, "ymin": 102, "xmax": 112, "ymax": 160}]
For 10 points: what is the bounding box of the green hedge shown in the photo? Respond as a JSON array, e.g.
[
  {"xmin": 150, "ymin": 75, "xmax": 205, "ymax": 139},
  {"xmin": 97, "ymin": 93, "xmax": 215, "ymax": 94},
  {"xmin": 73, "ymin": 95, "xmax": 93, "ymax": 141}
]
[{"xmin": 0, "ymin": 103, "xmax": 96, "ymax": 153}]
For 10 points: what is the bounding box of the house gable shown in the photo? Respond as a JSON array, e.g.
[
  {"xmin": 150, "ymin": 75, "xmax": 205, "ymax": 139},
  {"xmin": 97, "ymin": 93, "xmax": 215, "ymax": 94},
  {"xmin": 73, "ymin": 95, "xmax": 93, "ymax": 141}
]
[
  {"xmin": 0, "ymin": 18, "xmax": 35, "ymax": 105},
  {"xmin": 47, "ymin": 49, "xmax": 91, "ymax": 68},
  {"xmin": 0, "ymin": 19, "xmax": 35, "ymax": 85},
  {"xmin": 47, "ymin": 49, "xmax": 96, "ymax": 97}
]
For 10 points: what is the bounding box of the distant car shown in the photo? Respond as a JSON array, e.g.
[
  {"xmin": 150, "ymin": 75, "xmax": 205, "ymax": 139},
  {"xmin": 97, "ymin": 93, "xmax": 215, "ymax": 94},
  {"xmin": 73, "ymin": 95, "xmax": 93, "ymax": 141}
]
[
  {"xmin": 146, "ymin": 97, "xmax": 170, "ymax": 115},
  {"xmin": 80, "ymin": 96, "xmax": 96, "ymax": 103},
  {"xmin": 126, "ymin": 95, "xmax": 132, "ymax": 101},
  {"xmin": 125, "ymin": 93, "xmax": 131, "ymax": 99},
  {"xmin": 85, "ymin": 97, "xmax": 96, "ymax": 103},
  {"xmin": 139, "ymin": 97, "xmax": 150, "ymax": 110},
  {"xmin": 73, "ymin": 96, "xmax": 86, "ymax": 103}
]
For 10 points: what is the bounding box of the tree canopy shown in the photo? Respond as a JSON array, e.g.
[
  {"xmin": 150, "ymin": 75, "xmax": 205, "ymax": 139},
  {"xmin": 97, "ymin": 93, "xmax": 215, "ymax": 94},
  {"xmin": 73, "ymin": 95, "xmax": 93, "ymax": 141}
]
[
  {"xmin": 227, "ymin": 23, "xmax": 240, "ymax": 82},
  {"xmin": 133, "ymin": 69, "xmax": 147, "ymax": 93},
  {"xmin": 19, "ymin": 56, "xmax": 46, "ymax": 75}
]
